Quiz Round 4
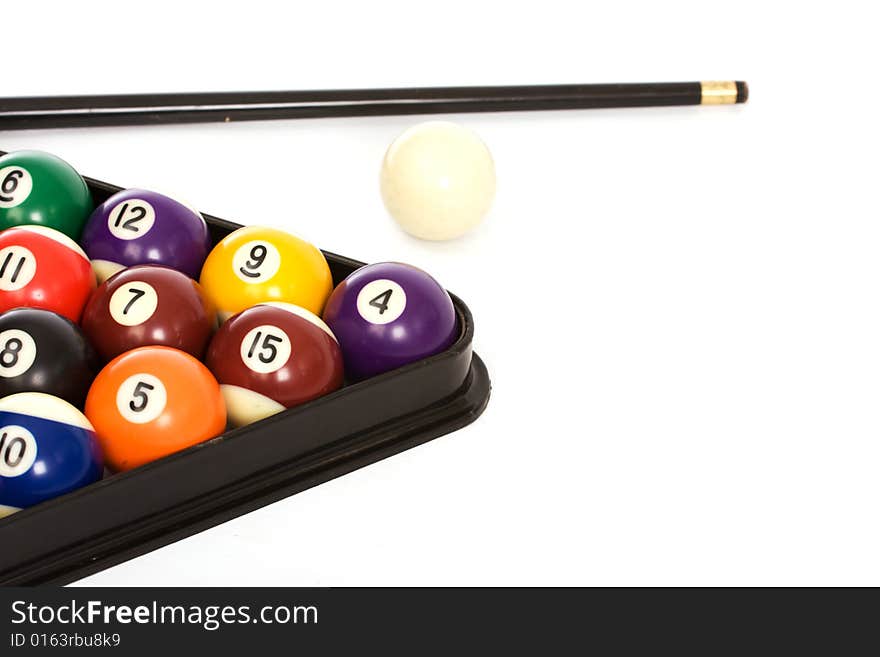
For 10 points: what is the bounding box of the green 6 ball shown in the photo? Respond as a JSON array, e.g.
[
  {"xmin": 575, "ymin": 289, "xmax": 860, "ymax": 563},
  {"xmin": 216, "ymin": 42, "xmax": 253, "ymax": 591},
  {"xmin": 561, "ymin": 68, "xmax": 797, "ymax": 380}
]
[{"xmin": 0, "ymin": 150, "xmax": 93, "ymax": 240}]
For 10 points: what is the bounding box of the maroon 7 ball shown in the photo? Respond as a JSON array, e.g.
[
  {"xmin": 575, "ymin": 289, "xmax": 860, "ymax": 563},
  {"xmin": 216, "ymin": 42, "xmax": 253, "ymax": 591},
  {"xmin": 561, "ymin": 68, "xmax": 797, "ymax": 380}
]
[
  {"xmin": 206, "ymin": 302, "xmax": 344, "ymax": 427},
  {"xmin": 322, "ymin": 262, "xmax": 458, "ymax": 380},
  {"xmin": 81, "ymin": 265, "xmax": 216, "ymax": 362}
]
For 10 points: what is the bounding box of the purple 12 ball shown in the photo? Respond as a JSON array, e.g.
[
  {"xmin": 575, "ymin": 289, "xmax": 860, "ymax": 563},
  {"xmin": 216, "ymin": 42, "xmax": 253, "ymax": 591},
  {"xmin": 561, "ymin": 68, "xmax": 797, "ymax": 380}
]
[
  {"xmin": 322, "ymin": 262, "xmax": 458, "ymax": 381},
  {"xmin": 80, "ymin": 188, "xmax": 211, "ymax": 282}
]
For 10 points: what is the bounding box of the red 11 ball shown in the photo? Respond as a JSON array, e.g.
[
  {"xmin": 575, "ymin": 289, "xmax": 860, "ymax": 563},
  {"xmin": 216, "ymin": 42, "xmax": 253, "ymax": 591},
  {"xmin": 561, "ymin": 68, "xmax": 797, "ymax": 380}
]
[
  {"xmin": 0, "ymin": 225, "xmax": 96, "ymax": 322},
  {"xmin": 81, "ymin": 265, "xmax": 216, "ymax": 362},
  {"xmin": 206, "ymin": 302, "xmax": 344, "ymax": 427}
]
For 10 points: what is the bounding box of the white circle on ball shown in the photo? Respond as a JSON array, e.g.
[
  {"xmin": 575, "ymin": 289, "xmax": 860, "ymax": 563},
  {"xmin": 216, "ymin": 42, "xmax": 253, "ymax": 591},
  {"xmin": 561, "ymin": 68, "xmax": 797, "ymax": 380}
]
[
  {"xmin": 232, "ymin": 241, "xmax": 281, "ymax": 284},
  {"xmin": 240, "ymin": 324, "xmax": 292, "ymax": 374},
  {"xmin": 220, "ymin": 384, "xmax": 286, "ymax": 428},
  {"xmin": 0, "ymin": 392, "xmax": 93, "ymax": 430},
  {"xmin": 0, "ymin": 425, "xmax": 38, "ymax": 478},
  {"xmin": 356, "ymin": 279, "xmax": 407, "ymax": 325},
  {"xmin": 0, "ymin": 166, "xmax": 33, "ymax": 209},
  {"xmin": 0, "ymin": 329, "xmax": 37, "ymax": 378},
  {"xmin": 109, "ymin": 282, "xmax": 159, "ymax": 326},
  {"xmin": 107, "ymin": 199, "xmax": 156, "ymax": 241},
  {"xmin": 380, "ymin": 121, "xmax": 496, "ymax": 241},
  {"xmin": 0, "ymin": 246, "xmax": 37, "ymax": 291},
  {"xmin": 116, "ymin": 373, "xmax": 167, "ymax": 424},
  {"xmin": 17, "ymin": 225, "xmax": 89, "ymax": 260}
]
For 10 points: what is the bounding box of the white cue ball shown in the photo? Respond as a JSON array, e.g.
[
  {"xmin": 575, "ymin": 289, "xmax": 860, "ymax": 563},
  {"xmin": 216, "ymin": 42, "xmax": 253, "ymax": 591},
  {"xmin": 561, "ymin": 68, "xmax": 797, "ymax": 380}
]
[{"xmin": 380, "ymin": 121, "xmax": 496, "ymax": 241}]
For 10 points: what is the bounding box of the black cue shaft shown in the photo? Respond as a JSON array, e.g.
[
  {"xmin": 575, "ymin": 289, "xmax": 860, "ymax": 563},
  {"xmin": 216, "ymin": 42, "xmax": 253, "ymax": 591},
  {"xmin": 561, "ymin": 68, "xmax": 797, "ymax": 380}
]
[{"xmin": 0, "ymin": 81, "xmax": 747, "ymax": 131}]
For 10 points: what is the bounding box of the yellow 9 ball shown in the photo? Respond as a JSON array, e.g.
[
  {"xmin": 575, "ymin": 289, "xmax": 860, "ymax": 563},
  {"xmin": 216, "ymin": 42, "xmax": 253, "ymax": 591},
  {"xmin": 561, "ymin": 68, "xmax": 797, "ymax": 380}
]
[{"xmin": 199, "ymin": 226, "xmax": 332, "ymax": 321}]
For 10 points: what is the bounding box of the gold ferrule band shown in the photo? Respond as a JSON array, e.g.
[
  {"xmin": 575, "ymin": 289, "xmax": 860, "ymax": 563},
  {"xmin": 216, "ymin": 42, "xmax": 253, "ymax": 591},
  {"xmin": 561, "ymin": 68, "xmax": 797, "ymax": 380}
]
[{"xmin": 700, "ymin": 81, "xmax": 738, "ymax": 105}]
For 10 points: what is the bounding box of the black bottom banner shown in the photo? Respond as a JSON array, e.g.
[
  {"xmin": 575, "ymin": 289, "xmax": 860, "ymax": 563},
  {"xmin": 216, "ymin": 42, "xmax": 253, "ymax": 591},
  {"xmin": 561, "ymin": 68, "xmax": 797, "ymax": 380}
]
[{"xmin": 0, "ymin": 587, "xmax": 872, "ymax": 652}]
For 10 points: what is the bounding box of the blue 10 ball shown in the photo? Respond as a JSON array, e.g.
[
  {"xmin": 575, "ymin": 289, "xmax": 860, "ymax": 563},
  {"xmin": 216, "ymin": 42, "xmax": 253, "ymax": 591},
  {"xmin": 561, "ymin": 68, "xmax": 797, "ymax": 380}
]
[{"xmin": 0, "ymin": 392, "xmax": 103, "ymax": 517}]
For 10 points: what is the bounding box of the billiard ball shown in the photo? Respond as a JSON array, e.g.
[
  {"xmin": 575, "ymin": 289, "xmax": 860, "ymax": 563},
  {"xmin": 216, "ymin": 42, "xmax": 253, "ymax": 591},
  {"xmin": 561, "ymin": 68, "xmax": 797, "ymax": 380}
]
[
  {"xmin": 0, "ymin": 225, "xmax": 96, "ymax": 322},
  {"xmin": 85, "ymin": 346, "xmax": 226, "ymax": 471},
  {"xmin": 380, "ymin": 121, "xmax": 495, "ymax": 240},
  {"xmin": 80, "ymin": 188, "xmax": 211, "ymax": 282},
  {"xmin": 206, "ymin": 302, "xmax": 343, "ymax": 427},
  {"xmin": 81, "ymin": 265, "xmax": 216, "ymax": 362},
  {"xmin": 200, "ymin": 226, "xmax": 332, "ymax": 320},
  {"xmin": 0, "ymin": 308, "xmax": 98, "ymax": 408},
  {"xmin": 0, "ymin": 392, "xmax": 103, "ymax": 517},
  {"xmin": 0, "ymin": 150, "xmax": 93, "ymax": 240},
  {"xmin": 322, "ymin": 262, "xmax": 458, "ymax": 380}
]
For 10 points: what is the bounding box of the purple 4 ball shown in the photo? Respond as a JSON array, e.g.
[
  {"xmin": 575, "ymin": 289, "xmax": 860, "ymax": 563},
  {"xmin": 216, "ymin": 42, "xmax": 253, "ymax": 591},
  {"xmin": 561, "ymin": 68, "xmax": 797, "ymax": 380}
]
[
  {"xmin": 323, "ymin": 262, "xmax": 459, "ymax": 381},
  {"xmin": 80, "ymin": 188, "xmax": 211, "ymax": 282}
]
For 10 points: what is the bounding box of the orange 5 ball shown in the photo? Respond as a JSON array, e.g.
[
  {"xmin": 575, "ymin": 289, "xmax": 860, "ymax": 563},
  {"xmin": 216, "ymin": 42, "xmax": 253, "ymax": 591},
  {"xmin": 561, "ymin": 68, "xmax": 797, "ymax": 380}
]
[{"xmin": 85, "ymin": 346, "xmax": 226, "ymax": 471}]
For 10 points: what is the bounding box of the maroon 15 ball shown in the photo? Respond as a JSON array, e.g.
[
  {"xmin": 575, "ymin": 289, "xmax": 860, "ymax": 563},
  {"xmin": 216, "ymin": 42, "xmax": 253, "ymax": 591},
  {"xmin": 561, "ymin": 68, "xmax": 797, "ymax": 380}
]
[
  {"xmin": 322, "ymin": 262, "xmax": 458, "ymax": 380},
  {"xmin": 80, "ymin": 188, "xmax": 211, "ymax": 282},
  {"xmin": 206, "ymin": 302, "xmax": 344, "ymax": 427}
]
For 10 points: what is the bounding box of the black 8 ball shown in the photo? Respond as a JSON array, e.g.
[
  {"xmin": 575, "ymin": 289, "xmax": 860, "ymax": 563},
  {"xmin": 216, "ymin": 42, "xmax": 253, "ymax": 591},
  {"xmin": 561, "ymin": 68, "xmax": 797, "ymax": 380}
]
[{"xmin": 0, "ymin": 308, "xmax": 98, "ymax": 408}]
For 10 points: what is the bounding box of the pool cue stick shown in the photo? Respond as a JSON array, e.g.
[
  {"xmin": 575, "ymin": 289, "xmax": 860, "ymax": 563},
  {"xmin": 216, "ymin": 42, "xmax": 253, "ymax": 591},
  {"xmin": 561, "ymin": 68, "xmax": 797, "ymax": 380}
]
[{"xmin": 0, "ymin": 81, "xmax": 747, "ymax": 131}]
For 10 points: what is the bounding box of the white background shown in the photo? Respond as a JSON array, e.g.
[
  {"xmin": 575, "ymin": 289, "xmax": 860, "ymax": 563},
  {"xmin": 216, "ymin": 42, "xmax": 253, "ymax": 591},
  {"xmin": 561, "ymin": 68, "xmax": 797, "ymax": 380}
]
[{"xmin": 3, "ymin": 1, "xmax": 878, "ymax": 586}]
